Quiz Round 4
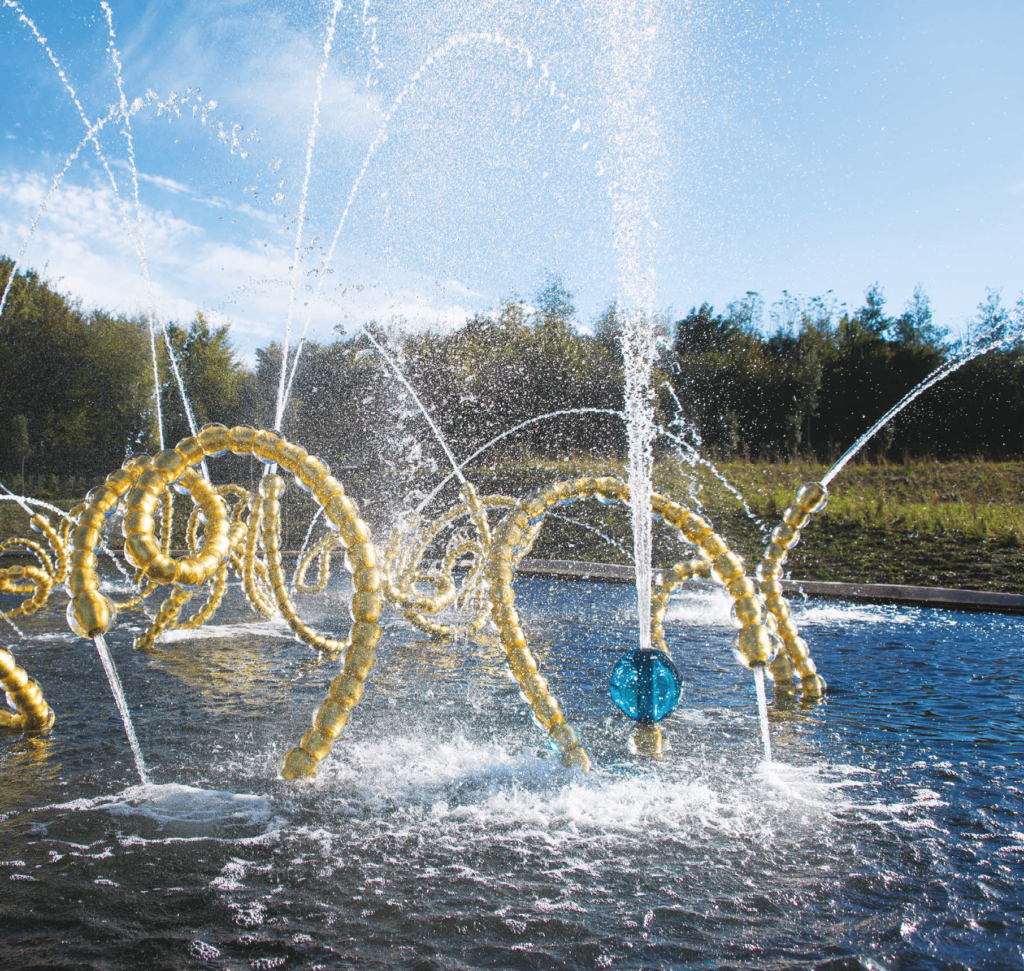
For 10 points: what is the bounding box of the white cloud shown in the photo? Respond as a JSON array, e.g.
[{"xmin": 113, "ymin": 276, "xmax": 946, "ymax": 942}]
[{"xmin": 0, "ymin": 167, "xmax": 489, "ymax": 364}]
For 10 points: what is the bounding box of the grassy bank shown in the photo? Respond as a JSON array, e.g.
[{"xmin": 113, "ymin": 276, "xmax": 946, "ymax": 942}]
[
  {"xmin": 471, "ymin": 456, "xmax": 1024, "ymax": 594},
  {"xmin": 2, "ymin": 457, "xmax": 1022, "ymax": 594}
]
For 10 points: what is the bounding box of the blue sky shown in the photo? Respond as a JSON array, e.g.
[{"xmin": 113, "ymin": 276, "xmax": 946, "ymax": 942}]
[{"xmin": 1, "ymin": 0, "xmax": 1022, "ymax": 359}]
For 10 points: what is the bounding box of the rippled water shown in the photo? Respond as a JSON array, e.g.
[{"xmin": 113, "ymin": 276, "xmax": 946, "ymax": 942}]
[{"xmin": 2, "ymin": 579, "xmax": 1023, "ymax": 969}]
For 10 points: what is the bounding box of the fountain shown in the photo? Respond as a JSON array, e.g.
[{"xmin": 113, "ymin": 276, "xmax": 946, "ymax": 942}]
[{"xmin": 2, "ymin": 3, "xmax": 1023, "ymax": 969}]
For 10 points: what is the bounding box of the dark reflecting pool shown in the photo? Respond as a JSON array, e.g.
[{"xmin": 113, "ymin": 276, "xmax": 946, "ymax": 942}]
[{"xmin": 2, "ymin": 577, "xmax": 1023, "ymax": 969}]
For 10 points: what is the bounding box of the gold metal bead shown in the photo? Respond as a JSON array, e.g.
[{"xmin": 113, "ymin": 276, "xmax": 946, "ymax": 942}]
[
  {"xmin": 151, "ymin": 449, "xmax": 188, "ymax": 482},
  {"xmin": 345, "ymin": 644, "xmax": 376, "ymax": 680},
  {"xmin": 122, "ymin": 509, "xmax": 154, "ymax": 536},
  {"xmin": 507, "ymin": 647, "xmax": 538, "ymax": 680},
  {"xmin": 531, "ymin": 693, "xmax": 563, "ymax": 729},
  {"xmin": 786, "ymin": 636, "xmax": 810, "ymax": 660},
  {"xmin": 126, "ymin": 487, "xmax": 160, "ymax": 514},
  {"xmin": 782, "ymin": 506, "xmax": 811, "ymax": 529},
  {"xmin": 350, "ymin": 621, "xmax": 381, "ymax": 650},
  {"xmin": 677, "ymin": 511, "xmax": 712, "ymax": 543},
  {"xmin": 173, "ymin": 558, "xmax": 205, "ymax": 588},
  {"xmin": 259, "ymin": 474, "xmax": 286, "ymax": 499},
  {"xmin": 85, "ymin": 487, "xmax": 119, "ymax": 515},
  {"xmin": 339, "ymin": 518, "xmax": 372, "ymax": 547},
  {"xmin": 299, "ymin": 728, "xmax": 333, "ymax": 761},
  {"xmin": 734, "ymin": 625, "xmax": 778, "ymax": 668},
  {"xmin": 328, "ymin": 673, "xmax": 364, "ymax": 708},
  {"xmin": 520, "ymin": 671, "xmax": 549, "ymax": 702},
  {"xmin": 122, "ymin": 454, "xmax": 152, "ymax": 472},
  {"xmin": 312, "ymin": 475, "xmax": 345, "ymax": 507},
  {"xmin": 764, "ymin": 542, "xmax": 788, "ymax": 563},
  {"xmin": 660, "ymin": 501, "xmax": 684, "ymax": 526},
  {"xmin": 728, "ymin": 577, "xmax": 758, "ymax": 600},
  {"xmin": 500, "ymin": 627, "xmax": 529, "ymax": 653},
  {"xmin": 771, "ymin": 522, "xmax": 801, "ymax": 550},
  {"xmin": 523, "ymin": 497, "xmax": 547, "ymax": 519},
  {"xmin": 227, "ymin": 425, "xmax": 257, "ymax": 454},
  {"xmin": 66, "ymin": 571, "xmax": 99, "ymax": 595},
  {"xmin": 124, "ymin": 533, "xmax": 159, "ymax": 569},
  {"xmin": 769, "ymin": 652, "xmax": 795, "ymax": 682},
  {"xmin": 197, "ymin": 424, "xmax": 230, "ymax": 455},
  {"xmin": 105, "ymin": 468, "xmax": 136, "ymax": 491},
  {"xmin": 70, "ymin": 591, "xmax": 117, "ymax": 637},
  {"xmin": 314, "ymin": 701, "xmax": 351, "ymax": 739},
  {"xmin": 324, "ymin": 494, "xmax": 358, "ymax": 524},
  {"xmin": 351, "ymin": 567, "xmax": 379, "ymax": 594},
  {"xmin": 252, "ymin": 430, "xmax": 282, "ymax": 462},
  {"xmin": 801, "ymin": 673, "xmax": 826, "ymax": 697},
  {"xmin": 549, "ymin": 722, "xmax": 578, "ymax": 751},
  {"xmin": 492, "ymin": 602, "xmax": 519, "ymax": 628},
  {"xmin": 793, "ymin": 656, "xmax": 817, "ymax": 678},
  {"xmin": 346, "ymin": 543, "xmax": 377, "ymax": 570},
  {"xmin": 0, "ymin": 650, "xmax": 18, "ymax": 678},
  {"xmin": 757, "ymin": 559, "xmax": 784, "ymax": 581},
  {"xmin": 702, "ymin": 533, "xmax": 728, "ymax": 558},
  {"xmin": 281, "ymin": 747, "xmax": 318, "ymax": 780},
  {"xmin": 486, "ymin": 560, "xmax": 515, "ymax": 586},
  {"xmin": 275, "ymin": 441, "xmax": 308, "ymax": 469},
  {"xmin": 632, "ymin": 724, "xmax": 663, "ymax": 757},
  {"xmin": 561, "ymin": 746, "xmax": 591, "ymax": 771},
  {"xmin": 77, "ymin": 506, "xmax": 106, "ymax": 533},
  {"xmin": 295, "ymin": 455, "xmax": 331, "ymax": 491},
  {"xmin": 72, "ymin": 524, "xmax": 101, "ymax": 551},
  {"xmin": 712, "ymin": 551, "xmax": 744, "ymax": 585},
  {"xmin": 574, "ymin": 477, "xmax": 597, "ymax": 498},
  {"xmin": 732, "ymin": 594, "xmax": 763, "ymax": 626},
  {"xmin": 796, "ymin": 481, "xmax": 828, "ymax": 514},
  {"xmin": 775, "ymin": 617, "xmax": 800, "ymax": 642}
]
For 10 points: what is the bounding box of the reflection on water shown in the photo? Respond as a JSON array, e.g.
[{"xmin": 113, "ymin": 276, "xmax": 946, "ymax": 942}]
[{"xmin": 1, "ymin": 577, "xmax": 1023, "ymax": 969}]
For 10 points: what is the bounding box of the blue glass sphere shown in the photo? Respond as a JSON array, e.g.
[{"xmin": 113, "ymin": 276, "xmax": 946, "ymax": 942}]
[{"xmin": 609, "ymin": 649, "xmax": 682, "ymax": 722}]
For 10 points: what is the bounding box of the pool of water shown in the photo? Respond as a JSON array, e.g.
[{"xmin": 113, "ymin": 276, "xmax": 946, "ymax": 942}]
[{"xmin": 1, "ymin": 578, "xmax": 1023, "ymax": 969}]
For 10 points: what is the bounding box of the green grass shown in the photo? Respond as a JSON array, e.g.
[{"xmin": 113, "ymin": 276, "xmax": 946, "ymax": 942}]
[
  {"xmin": 470, "ymin": 455, "xmax": 1024, "ymax": 593},
  {"xmin": 3, "ymin": 456, "xmax": 1023, "ymax": 593}
]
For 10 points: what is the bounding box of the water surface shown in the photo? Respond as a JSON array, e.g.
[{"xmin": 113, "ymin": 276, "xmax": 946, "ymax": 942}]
[{"xmin": 2, "ymin": 579, "xmax": 1022, "ymax": 969}]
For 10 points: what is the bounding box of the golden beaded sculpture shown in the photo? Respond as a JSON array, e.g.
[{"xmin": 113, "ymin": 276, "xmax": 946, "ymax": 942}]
[{"xmin": 1, "ymin": 424, "xmax": 829, "ymax": 780}]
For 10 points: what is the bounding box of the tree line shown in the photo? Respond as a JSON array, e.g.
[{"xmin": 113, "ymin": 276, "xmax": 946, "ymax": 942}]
[{"xmin": 1, "ymin": 255, "xmax": 1022, "ymax": 498}]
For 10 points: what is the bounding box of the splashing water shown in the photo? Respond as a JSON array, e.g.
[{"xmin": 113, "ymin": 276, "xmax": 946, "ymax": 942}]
[
  {"xmin": 92, "ymin": 635, "xmax": 149, "ymax": 785},
  {"xmin": 279, "ymin": 29, "xmax": 585, "ymax": 425},
  {"xmin": 415, "ymin": 407, "xmax": 623, "ymax": 515},
  {"xmin": 274, "ymin": 0, "xmax": 345, "ymax": 433},
  {"xmin": 362, "ymin": 328, "xmax": 467, "ymax": 485},
  {"xmin": 754, "ymin": 667, "xmax": 772, "ymax": 763},
  {"xmin": 2, "ymin": 0, "xmax": 201, "ymax": 457},
  {"xmin": 823, "ymin": 329, "xmax": 1021, "ymax": 487},
  {"xmin": 601, "ymin": 0, "xmax": 665, "ymax": 653}
]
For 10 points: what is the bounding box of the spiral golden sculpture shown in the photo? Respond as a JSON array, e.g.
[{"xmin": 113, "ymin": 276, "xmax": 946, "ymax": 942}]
[{"xmin": 0, "ymin": 425, "xmax": 827, "ymax": 781}]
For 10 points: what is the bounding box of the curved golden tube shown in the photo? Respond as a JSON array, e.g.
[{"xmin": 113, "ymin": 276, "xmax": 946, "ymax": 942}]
[
  {"xmin": 0, "ymin": 423, "xmax": 821, "ymax": 775},
  {"xmin": 757, "ymin": 482, "xmax": 829, "ymax": 698},
  {"xmin": 62, "ymin": 426, "xmax": 383, "ymax": 780},
  {"xmin": 0, "ymin": 645, "xmax": 54, "ymax": 732},
  {"xmin": 0, "ymin": 511, "xmax": 69, "ymax": 624},
  {"xmin": 483, "ymin": 475, "xmax": 822, "ymax": 771}
]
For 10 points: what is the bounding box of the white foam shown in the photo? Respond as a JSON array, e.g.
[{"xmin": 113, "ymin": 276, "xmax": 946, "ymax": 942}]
[
  {"xmin": 302, "ymin": 730, "xmax": 866, "ymax": 845},
  {"xmin": 793, "ymin": 603, "xmax": 914, "ymax": 626},
  {"xmin": 4, "ymin": 783, "xmax": 275, "ymax": 837},
  {"xmin": 105, "ymin": 783, "xmax": 273, "ymax": 828},
  {"xmin": 663, "ymin": 590, "xmax": 733, "ymax": 626},
  {"xmin": 156, "ymin": 619, "xmax": 294, "ymax": 643}
]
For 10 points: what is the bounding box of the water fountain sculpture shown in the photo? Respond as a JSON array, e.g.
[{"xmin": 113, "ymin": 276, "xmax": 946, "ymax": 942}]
[{"xmin": 1, "ymin": 418, "xmax": 829, "ymax": 781}]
